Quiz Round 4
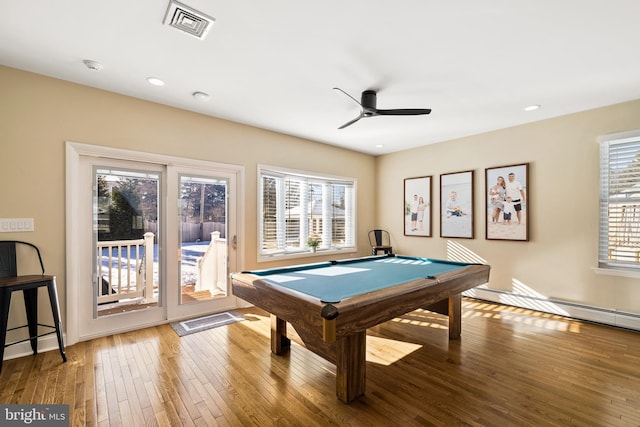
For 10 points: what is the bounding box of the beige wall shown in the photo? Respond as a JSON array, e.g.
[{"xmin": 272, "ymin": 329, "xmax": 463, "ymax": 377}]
[
  {"xmin": 377, "ymin": 99, "xmax": 640, "ymax": 315},
  {"xmin": 3, "ymin": 63, "xmax": 640, "ymax": 333},
  {"xmin": 0, "ymin": 66, "xmax": 376, "ymax": 328}
]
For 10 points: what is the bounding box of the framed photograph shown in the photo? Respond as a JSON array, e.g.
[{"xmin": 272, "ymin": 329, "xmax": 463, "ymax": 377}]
[
  {"xmin": 440, "ymin": 170, "xmax": 474, "ymax": 239},
  {"xmin": 485, "ymin": 163, "xmax": 529, "ymax": 241},
  {"xmin": 404, "ymin": 176, "xmax": 432, "ymax": 236}
]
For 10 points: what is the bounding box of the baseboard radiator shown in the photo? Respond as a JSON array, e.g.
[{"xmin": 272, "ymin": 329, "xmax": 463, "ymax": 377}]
[{"xmin": 465, "ymin": 287, "xmax": 640, "ymax": 333}]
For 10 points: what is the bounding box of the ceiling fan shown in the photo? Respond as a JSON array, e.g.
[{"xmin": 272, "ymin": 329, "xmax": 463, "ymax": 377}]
[{"xmin": 334, "ymin": 88, "xmax": 432, "ymax": 129}]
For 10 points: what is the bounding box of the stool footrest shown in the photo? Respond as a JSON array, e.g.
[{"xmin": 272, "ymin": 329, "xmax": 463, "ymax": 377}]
[
  {"xmin": 7, "ymin": 323, "xmax": 56, "ymax": 333},
  {"xmin": 4, "ymin": 329, "xmax": 58, "ymax": 349}
]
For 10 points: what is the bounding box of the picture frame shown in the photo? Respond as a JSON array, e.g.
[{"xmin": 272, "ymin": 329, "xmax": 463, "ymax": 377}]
[
  {"xmin": 404, "ymin": 176, "xmax": 432, "ymax": 236},
  {"xmin": 440, "ymin": 170, "xmax": 474, "ymax": 239},
  {"xmin": 485, "ymin": 163, "xmax": 529, "ymax": 241}
]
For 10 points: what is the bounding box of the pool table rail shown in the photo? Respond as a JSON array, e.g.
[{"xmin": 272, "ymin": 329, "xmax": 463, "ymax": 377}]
[{"xmin": 232, "ymin": 263, "xmax": 489, "ymax": 337}]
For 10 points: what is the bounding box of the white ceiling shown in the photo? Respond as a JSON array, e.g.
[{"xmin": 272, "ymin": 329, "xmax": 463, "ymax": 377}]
[{"xmin": 2, "ymin": 1, "xmax": 640, "ymax": 155}]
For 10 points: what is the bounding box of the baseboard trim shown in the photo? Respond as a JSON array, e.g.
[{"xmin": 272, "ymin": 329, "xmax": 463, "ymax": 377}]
[
  {"xmin": 465, "ymin": 287, "xmax": 640, "ymax": 332},
  {"xmin": 2, "ymin": 334, "xmax": 66, "ymax": 362}
]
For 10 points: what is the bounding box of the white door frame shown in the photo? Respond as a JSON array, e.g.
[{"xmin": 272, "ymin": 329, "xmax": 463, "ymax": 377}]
[{"xmin": 65, "ymin": 141, "xmax": 244, "ymax": 345}]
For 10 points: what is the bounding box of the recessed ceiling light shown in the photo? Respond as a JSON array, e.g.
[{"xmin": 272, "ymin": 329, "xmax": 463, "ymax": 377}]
[
  {"xmin": 524, "ymin": 104, "xmax": 541, "ymax": 111},
  {"xmin": 375, "ymin": 144, "xmax": 384, "ymax": 148},
  {"xmin": 192, "ymin": 91, "xmax": 211, "ymax": 101},
  {"xmin": 82, "ymin": 59, "xmax": 103, "ymax": 71},
  {"xmin": 146, "ymin": 77, "xmax": 165, "ymax": 87}
]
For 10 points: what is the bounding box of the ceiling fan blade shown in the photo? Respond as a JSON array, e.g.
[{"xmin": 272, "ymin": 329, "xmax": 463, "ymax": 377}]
[
  {"xmin": 375, "ymin": 108, "xmax": 432, "ymax": 116},
  {"xmin": 338, "ymin": 113, "xmax": 364, "ymax": 129},
  {"xmin": 335, "ymin": 87, "xmax": 432, "ymax": 128},
  {"xmin": 333, "ymin": 87, "xmax": 362, "ymax": 107}
]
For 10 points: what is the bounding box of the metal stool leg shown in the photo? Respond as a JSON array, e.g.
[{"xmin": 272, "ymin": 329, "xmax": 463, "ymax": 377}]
[
  {"xmin": 0, "ymin": 288, "xmax": 10, "ymax": 374},
  {"xmin": 46, "ymin": 279, "xmax": 66, "ymax": 362},
  {"xmin": 23, "ymin": 286, "xmax": 39, "ymax": 354}
]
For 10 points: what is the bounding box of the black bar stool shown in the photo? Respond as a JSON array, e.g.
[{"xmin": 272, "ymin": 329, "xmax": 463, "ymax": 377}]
[
  {"xmin": 0, "ymin": 241, "xmax": 66, "ymax": 373},
  {"xmin": 368, "ymin": 229, "xmax": 393, "ymax": 256}
]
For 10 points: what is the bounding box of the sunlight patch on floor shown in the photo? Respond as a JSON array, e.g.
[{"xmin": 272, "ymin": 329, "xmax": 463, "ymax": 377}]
[
  {"xmin": 237, "ymin": 312, "xmax": 271, "ymax": 339},
  {"xmin": 499, "ymin": 311, "xmax": 571, "ymax": 332},
  {"xmin": 366, "ymin": 335, "xmax": 422, "ymax": 366},
  {"xmin": 391, "ymin": 315, "xmax": 448, "ymax": 330},
  {"xmin": 465, "ymin": 298, "xmax": 575, "ymax": 332}
]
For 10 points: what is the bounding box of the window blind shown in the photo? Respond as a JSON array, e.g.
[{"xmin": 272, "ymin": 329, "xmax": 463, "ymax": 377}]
[
  {"xmin": 599, "ymin": 133, "xmax": 640, "ymax": 269},
  {"xmin": 259, "ymin": 167, "xmax": 356, "ymax": 257}
]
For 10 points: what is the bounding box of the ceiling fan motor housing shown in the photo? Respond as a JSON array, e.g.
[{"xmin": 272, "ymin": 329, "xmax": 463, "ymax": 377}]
[{"xmin": 361, "ymin": 90, "xmax": 377, "ymax": 110}]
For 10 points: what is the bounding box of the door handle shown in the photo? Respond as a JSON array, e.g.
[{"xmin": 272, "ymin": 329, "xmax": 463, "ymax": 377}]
[{"xmin": 232, "ymin": 235, "xmax": 237, "ymax": 250}]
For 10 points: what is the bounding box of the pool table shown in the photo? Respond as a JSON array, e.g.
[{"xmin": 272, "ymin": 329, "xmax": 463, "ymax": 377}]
[{"xmin": 230, "ymin": 254, "xmax": 490, "ymax": 403}]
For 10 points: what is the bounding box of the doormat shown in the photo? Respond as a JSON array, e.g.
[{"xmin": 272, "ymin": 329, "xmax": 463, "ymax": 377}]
[{"xmin": 170, "ymin": 311, "xmax": 245, "ymax": 337}]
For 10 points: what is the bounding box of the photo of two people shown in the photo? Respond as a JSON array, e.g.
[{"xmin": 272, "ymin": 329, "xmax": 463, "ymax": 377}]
[{"xmin": 404, "ymin": 176, "xmax": 431, "ymax": 236}]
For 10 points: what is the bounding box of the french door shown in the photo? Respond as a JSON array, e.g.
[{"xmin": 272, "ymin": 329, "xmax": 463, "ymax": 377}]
[
  {"xmin": 66, "ymin": 143, "xmax": 242, "ymax": 343},
  {"xmin": 166, "ymin": 166, "xmax": 240, "ymax": 320}
]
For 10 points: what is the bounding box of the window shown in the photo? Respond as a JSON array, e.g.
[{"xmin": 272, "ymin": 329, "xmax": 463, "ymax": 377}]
[
  {"xmin": 259, "ymin": 166, "xmax": 356, "ymax": 258},
  {"xmin": 599, "ymin": 130, "xmax": 640, "ymax": 270}
]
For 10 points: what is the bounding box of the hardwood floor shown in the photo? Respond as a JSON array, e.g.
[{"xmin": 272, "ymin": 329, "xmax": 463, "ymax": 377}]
[{"xmin": 1, "ymin": 299, "xmax": 639, "ymax": 426}]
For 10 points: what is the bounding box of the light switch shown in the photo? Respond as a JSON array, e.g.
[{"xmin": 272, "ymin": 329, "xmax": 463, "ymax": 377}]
[{"xmin": 0, "ymin": 218, "xmax": 35, "ymax": 232}]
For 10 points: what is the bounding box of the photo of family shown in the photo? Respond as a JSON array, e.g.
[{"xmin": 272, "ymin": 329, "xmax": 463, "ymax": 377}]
[
  {"xmin": 440, "ymin": 170, "xmax": 474, "ymax": 239},
  {"xmin": 485, "ymin": 163, "xmax": 529, "ymax": 241},
  {"xmin": 404, "ymin": 176, "xmax": 431, "ymax": 236}
]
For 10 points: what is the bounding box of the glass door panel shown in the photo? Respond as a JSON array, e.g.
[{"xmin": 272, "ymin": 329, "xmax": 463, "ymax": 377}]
[
  {"xmin": 179, "ymin": 175, "xmax": 228, "ymax": 305},
  {"xmin": 94, "ymin": 167, "xmax": 161, "ymax": 316}
]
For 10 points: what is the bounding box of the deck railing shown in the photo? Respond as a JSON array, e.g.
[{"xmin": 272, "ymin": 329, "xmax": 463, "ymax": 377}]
[
  {"xmin": 97, "ymin": 232, "xmax": 155, "ymax": 304},
  {"xmin": 196, "ymin": 231, "xmax": 227, "ymax": 294},
  {"xmin": 97, "ymin": 231, "xmax": 226, "ymax": 306}
]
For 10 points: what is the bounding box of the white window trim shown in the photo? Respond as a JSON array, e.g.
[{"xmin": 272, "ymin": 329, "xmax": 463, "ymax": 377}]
[
  {"xmin": 597, "ymin": 129, "xmax": 640, "ymax": 275},
  {"xmin": 593, "ymin": 267, "xmax": 640, "ymax": 279},
  {"xmin": 257, "ymin": 164, "xmax": 357, "ymax": 262}
]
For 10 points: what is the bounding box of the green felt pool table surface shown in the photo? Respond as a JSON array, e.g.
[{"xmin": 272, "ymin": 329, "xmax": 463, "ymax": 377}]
[{"xmin": 244, "ymin": 255, "xmax": 474, "ymax": 303}]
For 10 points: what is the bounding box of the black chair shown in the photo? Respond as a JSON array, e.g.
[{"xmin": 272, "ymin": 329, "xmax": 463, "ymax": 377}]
[
  {"xmin": 368, "ymin": 229, "xmax": 392, "ymax": 256},
  {"xmin": 0, "ymin": 241, "xmax": 66, "ymax": 373}
]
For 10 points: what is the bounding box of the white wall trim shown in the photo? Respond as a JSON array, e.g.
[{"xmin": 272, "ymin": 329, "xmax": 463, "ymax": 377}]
[
  {"xmin": 597, "ymin": 128, "xmax": 640, "ymax": 144},
  {"xmin": 65, "ymin": 143, "xmax": 81, "ymax": 345},
  {"xmin": 593, "ymin": 266, "xmax": 640, "ymax": 279}
]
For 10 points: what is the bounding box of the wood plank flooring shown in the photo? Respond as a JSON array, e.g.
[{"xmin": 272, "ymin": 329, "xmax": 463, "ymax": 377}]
[{"xmin": 1, "ymin": 299, "xmax": 639, "ymax": 426}]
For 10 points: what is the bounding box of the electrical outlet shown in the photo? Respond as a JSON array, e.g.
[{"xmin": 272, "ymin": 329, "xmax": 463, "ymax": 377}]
[{"xmin": 0, "ymin": 218, "xmax": 35, "ymax": 232}]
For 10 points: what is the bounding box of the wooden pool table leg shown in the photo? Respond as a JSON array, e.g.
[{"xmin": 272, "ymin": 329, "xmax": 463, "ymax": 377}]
[
  {"xmin": 448, "ymin": 294, "xmax": 462, "ymax": 339},
  {"xmin": 271, "ymin": 315, "xmax": 290, "ymax": 354},
  {"xmin": 335, "ymin": 330, "xmax": 366, "ymax": 403}
]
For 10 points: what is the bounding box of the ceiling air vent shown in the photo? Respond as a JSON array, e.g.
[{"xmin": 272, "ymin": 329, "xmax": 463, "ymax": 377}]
[{"xmin": 163, "ymin": 0, "xmax": 215, "ymax": 40}]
